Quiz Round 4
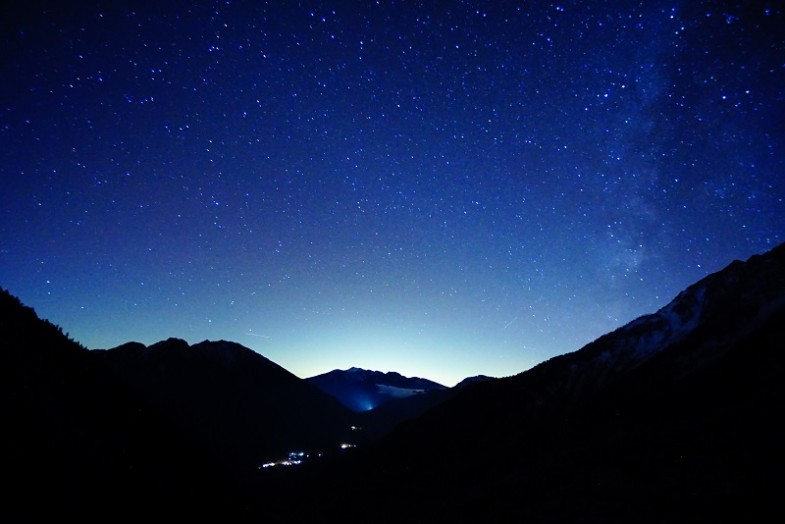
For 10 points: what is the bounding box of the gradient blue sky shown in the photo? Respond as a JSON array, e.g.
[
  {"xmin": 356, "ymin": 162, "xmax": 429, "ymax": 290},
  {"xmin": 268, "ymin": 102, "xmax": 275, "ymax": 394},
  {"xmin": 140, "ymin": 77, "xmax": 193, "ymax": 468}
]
[{"xmin": 1, "ymin": 1, "xmax": 783, "ymax": 386}]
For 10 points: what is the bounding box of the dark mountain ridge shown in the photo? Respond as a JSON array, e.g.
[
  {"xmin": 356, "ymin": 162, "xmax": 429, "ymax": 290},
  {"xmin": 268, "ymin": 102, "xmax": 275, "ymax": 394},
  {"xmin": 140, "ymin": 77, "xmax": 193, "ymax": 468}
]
[
  {"xmin": 0, "ymin": 289, "xmax": 251, "ymax": 521},
  {"xmin": 454, "ymin": 374, "xmax": 496, "ymax": 388},
  {"xmin": 5, "ymin": 242, "xmax": 784, "ymax": 522},
  {"xmin": 306, "ymin": 366, "xmax": 447, "ymax": 412},
  {"xmin": 94, "ymin": 337, "xmax": 356, "ymax": 477},
  {"xmin": 290, "ymin": 243, "xmax": 785, "ymax": 522},
  {"xmin": 353, "ymin": 374, "xmax": 499, "ymax": 442}
]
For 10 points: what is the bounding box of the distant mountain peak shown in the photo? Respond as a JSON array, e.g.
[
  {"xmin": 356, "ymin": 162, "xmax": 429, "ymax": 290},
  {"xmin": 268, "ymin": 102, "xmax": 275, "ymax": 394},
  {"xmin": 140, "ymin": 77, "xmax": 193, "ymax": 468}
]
[
  {"xmin": 149, "ymin": 337, "xmax": 190, "ymax": 351},
  {"xmin": 455, "ymin": 375, "xmax": 496, "ymax": 389},
  {"xmin": 307, "ymin": 367, "xmax": 447, "ymax": 412}
]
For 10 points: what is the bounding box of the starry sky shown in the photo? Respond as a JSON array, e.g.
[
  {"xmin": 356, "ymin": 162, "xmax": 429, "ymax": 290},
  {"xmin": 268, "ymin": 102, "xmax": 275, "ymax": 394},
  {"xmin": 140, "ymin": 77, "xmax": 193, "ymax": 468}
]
[{"xmin": 1, "ymin": 1, "xmax": 783, "ymax": 386}]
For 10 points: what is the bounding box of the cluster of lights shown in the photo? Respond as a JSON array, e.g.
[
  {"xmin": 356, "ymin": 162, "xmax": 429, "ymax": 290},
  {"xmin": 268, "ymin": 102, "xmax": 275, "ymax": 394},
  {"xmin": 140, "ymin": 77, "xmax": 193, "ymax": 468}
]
[
  {"xmin": 260, "ymin": 437, "xmax": 358, "ymax": 469},
  {"xmin": 260, "ymin": 451, "xmax": 309, "ymax": 469}
]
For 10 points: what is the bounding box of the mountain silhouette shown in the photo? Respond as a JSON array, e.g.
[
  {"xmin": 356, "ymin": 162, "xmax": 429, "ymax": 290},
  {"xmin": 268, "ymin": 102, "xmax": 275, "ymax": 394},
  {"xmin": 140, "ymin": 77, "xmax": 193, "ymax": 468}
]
[
  {"xmin": 95, "ymin": 338, "xmax": 356, "ymax": 478},
  {"xmin": 287, "ymin": 242, "xmax": 785, "ymax": 522},
  {"xmin": 454, "ymin": 374, "xmax": 496, "ymax": 389},
  {"xmin": 351, "ymin": 374, "xmax": 498, "ymax": 442},
  {"xmin": 306, "ymin": 367, "xmax": 447, "ymax": 412},
  {"xmin": 5, "ymin": 242, "xmax": 784, "ymax": 522},
  {"xmin": 306, "ymin": 369, "xmax": 498, "ymax": 443},
  {"xmin": 0, "ymin": 289, "xmax": 251, "ymax": 522}
]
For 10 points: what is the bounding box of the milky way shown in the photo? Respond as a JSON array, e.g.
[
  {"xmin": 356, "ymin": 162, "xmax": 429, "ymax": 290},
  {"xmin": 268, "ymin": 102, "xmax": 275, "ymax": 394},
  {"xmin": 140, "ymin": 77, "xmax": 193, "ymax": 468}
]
[{"xmin": 1, "ymin": 1, "xmax": 783, "ymax": 385}]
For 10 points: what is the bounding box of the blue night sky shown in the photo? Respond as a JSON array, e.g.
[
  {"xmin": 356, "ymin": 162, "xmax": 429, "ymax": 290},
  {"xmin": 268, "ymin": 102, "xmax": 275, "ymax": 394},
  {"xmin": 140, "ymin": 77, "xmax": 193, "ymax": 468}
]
[{"xmin": 1, "ymin": 1, "xmax": 783, "ymax": 386}]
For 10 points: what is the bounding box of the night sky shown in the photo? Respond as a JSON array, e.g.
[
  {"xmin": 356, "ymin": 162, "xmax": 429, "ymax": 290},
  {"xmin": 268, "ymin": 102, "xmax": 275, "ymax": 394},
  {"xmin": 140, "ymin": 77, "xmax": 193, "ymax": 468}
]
[{"xmin": 1, "ymin": 1, "xmax": 783, "ymax": 386}]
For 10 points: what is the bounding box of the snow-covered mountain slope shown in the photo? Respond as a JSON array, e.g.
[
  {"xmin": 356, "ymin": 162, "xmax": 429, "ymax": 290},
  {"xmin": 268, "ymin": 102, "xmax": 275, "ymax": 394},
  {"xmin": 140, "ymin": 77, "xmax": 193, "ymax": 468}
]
[{"xmin": 524, "ymin": 242, "xmax": 785, "ymax": 403}]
